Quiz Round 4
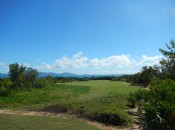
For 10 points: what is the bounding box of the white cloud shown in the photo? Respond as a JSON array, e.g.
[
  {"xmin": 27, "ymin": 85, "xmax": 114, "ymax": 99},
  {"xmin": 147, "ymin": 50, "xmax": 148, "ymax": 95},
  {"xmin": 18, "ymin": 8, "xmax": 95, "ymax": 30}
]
[
  {"xmin": 0, "ymin": 62, "xmax": 8, "ymax": 73},
  {"xmin": 45, "ymin": 64, "xmax": 52, "ymax": 69},
  {"xmin": 73, "ymin": 51, "xmax": 83, "ymax": 59},
  {"xmin": 90, "ymin": 55, "xmax": 135, "ymax": 68},
  {"xmin": 54, "ymin": 52, "xmax": 88, "ymax": 69},
  {"xmin": 136, "ymin": 55, "xmax": 162, "ymax": 66},
  {"xmin": 51, "ymin": 52, "xmax": 162, "ymax": 71},
  {"xmin": 0, "ymin": 62, "xmax": 5, "ymax": 66},
  {"xmin": 34, "ymin": 63, "xmax": 53, "ymax": 70},
  {"xmin": 25, "ymin": 52, "xmax": 163, "ymax": 74}
]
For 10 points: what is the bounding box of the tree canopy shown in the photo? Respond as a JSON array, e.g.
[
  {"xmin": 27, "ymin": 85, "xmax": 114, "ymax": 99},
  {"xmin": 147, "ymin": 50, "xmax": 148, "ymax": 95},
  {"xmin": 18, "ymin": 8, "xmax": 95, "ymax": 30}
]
[{"xmin": 9, "ymin": 63, "xmax": 39, "ymax": 89}]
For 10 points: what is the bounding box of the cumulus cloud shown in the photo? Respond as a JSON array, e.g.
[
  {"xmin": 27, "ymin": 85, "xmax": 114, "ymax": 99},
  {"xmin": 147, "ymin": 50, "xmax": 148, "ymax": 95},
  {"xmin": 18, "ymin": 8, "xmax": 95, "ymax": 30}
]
[
  {"xmin": 0, "ymin": 53, "xmax": 162, "ymax": 74},
  {"xmin": 90, "ymin": 55, "xmax": 135, "ymax": 68},
  {"xmin": 136, "ymin": 55, "xmax": 163, "ymax": 66},
  {"xmin": 73, "ymin": 51, "xmax": 83, "ymax": 59},
  {"xmin": 45, "ymin": 64, "xmax": 52, "ymax": 69},
  {"xmin": 54, "ymin": 52, "xmax": 88, "ymax": 69},
  {"xmin": 31, "ymin": 52, "xmax": 163, "ymax": 74},
  {"xmin": 0, "ymin": 62, "xmax": 8, "ymax": 73},
  {"xmin": 51, "ymin": 52, "xmax": 162, "ymax": 70},
  {"xmin": 35, "ymin": 63, "xmax": 53, "ymax": 70}
]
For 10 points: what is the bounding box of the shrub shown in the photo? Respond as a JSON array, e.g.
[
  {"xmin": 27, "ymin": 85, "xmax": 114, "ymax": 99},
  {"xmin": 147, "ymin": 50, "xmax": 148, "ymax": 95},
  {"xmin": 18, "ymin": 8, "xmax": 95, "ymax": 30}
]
[
  {"xmin": 129, "ymin": 80, "xmax": 175, "ymax": 130},
  {"xmin": 89, "ymin": 111, "xmax": 131, "ymax": 126},
  {"xmin": 128, "ymin": 92, "xmax": 137, "ymax": 107},
  {"xmin": 0, "ymin": 81, "xmax": 4, "ymax": 88},
  {"xmin": 0, "ymin": 87, "xmax": 10, "ymax": 97},
  {"xmin": 0, "ymin": 78, "xmax": 13, "ymax": 88},
  {"xmin": 128, "ymin": 89, "xmax": 150, "ymax": 107},
  {"xmin": 34, "ymin": 79, "xmax": 48, "ymax": 88}
]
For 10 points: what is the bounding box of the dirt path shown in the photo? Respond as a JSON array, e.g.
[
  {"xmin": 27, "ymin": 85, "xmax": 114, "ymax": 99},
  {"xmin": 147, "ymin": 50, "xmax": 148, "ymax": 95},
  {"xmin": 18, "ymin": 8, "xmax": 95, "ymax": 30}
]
[
  {"xmin": 0, "ymin": 109, "xmax": 141, "ymax": 130},
  {"xmin": 125, "ymin": 108, "xmax": 142, "ymax": 130}
]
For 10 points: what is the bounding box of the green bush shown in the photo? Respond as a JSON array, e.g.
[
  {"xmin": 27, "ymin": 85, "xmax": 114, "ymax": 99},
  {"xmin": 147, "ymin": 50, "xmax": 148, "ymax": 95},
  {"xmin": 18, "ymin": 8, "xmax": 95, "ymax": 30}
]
[
  {"xmin": 34, "ymin": 79, "xmax": 48, "ymax": 88},
  {"xmin": 0, "ymin": 81, "xmax": 4, "ymax": 88},
  {"xmin": 0, "ymin": 87, "xmax": 10, "ymax": 97},
  {"xmin": 128, "ymin": 89, "xmax": 150, "ymax": 107},
  {"xmin": 142, "ymin": 103, "xmax": 163, "ymax": 129},
  {"xmin": 129, "ymin": 80, "xmax": 175, "ymax": 130},
  {"xmin": 128, "ymin": 92, "xmax": 137, "ymax": 107},
  {"xmin": 88, "ymin": 110, "xmax": 131, "ymax": 126},
  {"xmin": 0, "ymin": 78, "xmax": 13, "ymax": 88}
]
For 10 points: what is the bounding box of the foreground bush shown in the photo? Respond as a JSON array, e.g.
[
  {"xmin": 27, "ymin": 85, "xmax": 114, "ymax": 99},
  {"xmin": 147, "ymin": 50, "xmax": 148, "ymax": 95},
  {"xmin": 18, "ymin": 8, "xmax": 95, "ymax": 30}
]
[
  {"xmin": 128, "ymin": 80, "xmax": 175, "ymax": 130},
  {"xmin": 128, "ymin": 89, "xmax": 150, "ymax": 107}
]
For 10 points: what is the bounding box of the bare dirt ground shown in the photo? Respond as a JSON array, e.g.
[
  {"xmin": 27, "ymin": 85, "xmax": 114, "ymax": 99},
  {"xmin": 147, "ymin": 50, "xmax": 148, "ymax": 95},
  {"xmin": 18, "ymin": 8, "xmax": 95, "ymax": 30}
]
[{"xmin": 0, "ymin": 108, "xmax": 142, "ymax": 130}]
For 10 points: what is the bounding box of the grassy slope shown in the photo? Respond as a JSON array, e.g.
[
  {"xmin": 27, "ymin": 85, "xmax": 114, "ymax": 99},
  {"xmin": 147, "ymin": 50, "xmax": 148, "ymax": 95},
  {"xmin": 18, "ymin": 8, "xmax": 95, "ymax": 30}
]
[{"xmin": 0, "ymin": 113, "xmax": 100, "ymax": 130}]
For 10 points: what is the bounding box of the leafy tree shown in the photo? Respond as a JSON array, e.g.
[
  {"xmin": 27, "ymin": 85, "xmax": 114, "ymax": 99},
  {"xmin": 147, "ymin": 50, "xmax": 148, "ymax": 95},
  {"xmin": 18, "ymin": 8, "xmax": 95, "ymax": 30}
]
[
  {"xmin": 128, "ymin": 66, "xmax": 158, "ymax": 87},
  {"xmin": 24, "ymin": 68, "xmax": 38, "ymax": 88},
  {"xmin": 159, "ymin": 40, "xmax": 175, "ymax": 80},
  {"xmin": 139, "ymin": 66, "xmax": 157, "ymax": 87},
  {"xmin": 9, "ymin": 63, "xmax": 26, "ymax": 88}
]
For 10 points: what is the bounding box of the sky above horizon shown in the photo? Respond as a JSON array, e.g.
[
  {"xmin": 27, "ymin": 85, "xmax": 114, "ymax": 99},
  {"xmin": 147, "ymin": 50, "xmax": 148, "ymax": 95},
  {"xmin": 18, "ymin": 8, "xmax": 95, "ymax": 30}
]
[{"xmin": 1, "ymin": 0, "xmax": 175, "ymax": 74}]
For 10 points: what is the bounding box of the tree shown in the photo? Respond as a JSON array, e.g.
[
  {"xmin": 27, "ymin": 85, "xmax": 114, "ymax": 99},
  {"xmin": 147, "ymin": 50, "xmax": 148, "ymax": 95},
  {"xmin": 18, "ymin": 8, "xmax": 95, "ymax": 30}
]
[
  {"xmin": 24, "ymin": 68, "xmax": 38, "ymax": 88},
  {"xmin": 9, "ymin": 63, "xmax": 26, "ymax": 88},
  {"xmin": 139, "ymin": 66, "xmax": 158, "ymax": 87},
  {"xmin": 129, "ymin": 66, "xmax": 158, "ymax": 87},
  {"xmin": 159, "ymin": 40, "xmax": 175, "ymax": 80}
]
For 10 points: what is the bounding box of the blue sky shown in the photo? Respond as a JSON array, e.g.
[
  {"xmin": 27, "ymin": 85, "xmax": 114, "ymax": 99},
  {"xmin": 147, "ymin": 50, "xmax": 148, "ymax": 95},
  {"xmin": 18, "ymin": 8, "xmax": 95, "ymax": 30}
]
[{"xmin": 0, "ymin": 0, "xmax": 175, "ymax": 74}]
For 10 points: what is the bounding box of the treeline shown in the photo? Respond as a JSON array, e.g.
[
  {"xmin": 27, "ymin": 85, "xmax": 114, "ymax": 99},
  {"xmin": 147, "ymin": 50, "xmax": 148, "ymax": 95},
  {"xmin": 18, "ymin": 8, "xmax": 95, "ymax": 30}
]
[
  {"xmin": 127, "ymin": 40, "xmax": 175, "ymax": 130},
  {"xmin": 37, "ymin": 76, "xmax": 120, "ymax": 83}
]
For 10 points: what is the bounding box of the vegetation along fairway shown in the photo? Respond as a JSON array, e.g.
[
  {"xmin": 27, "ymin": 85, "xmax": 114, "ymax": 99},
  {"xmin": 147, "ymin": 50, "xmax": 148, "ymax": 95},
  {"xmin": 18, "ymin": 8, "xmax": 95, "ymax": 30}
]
[{"xmin": 0, "ymin": 80, "xmax": 139, "ymax": 127}]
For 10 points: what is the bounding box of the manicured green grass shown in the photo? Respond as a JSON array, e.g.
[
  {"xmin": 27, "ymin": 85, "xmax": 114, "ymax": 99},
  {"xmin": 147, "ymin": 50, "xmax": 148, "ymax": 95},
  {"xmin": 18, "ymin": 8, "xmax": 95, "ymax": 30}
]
[
  {"xmin": 0, "ymin": 80, "xmax": 139, "ymax": 126},
  {"xmin": 65, "ymin": 80, "xmax": 138, "ymax": 96},
  {"xmin": 0, "ymin": 113, "xmax": 100, "ymax": 130}
]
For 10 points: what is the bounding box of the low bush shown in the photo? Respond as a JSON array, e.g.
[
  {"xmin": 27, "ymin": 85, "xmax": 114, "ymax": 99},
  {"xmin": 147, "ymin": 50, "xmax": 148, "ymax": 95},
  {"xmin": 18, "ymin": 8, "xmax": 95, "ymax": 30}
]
[
  {"xmin": 128, "ymin": 79, "xmax": 175, "ymax": 130},
  {"xmin": 128, "ymin": 89, "xmax": 150, "ymax": 107},
  {"xmin": 87, "ymin": 110, "xmax": 131, "ymax": 126},
  {"xmin": 34, "ymin": 79, "xmax": 48, "ymax": 88},
  {"xmin": 0, "ymin": 87, "xmax": 10, "ymax": 97},
  {"xmin": 128, "ymin": 92, "xmax": 137, "ymax": 107}
]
